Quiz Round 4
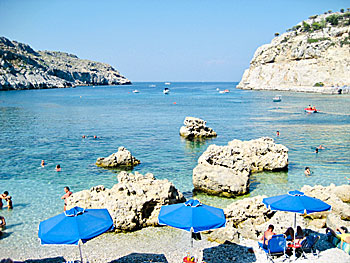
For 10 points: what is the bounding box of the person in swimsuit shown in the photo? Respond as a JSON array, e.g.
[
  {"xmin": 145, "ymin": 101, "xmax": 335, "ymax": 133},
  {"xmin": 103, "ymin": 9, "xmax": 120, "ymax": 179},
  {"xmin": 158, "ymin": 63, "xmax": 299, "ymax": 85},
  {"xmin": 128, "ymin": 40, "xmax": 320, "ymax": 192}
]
[
  {"xmin": 61, "ymin": 186, "xmax": 72, "ymax": 211},
  {"xmin": 326, "ymin": 226, "xmax": 350, "ymax": 247},
  {"xmin": 41, "ymin": 160, "xmax": 45, "ymax": 167},
  {"xmin": 0, "ymin": 215, "xmax": 6, "ymax": 236},
  {"xmin": 1, "ymin": 191, "xmax": 13, "ymax": 210},
  {"xmin": 260, "ymin": 224, "xmax": 276, "ymax": 248},
  {"xmin": 56, "ymin": 164, "xmax": 61, "ymax": 172},
  {"xmin": 304, "ymin": 167, "xmax": 311, "ymax": 176}
]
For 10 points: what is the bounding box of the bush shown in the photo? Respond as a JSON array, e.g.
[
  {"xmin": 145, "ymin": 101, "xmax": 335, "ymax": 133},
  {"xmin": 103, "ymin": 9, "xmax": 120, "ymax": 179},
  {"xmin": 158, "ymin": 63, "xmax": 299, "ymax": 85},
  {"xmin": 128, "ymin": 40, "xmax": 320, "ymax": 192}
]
[
  {"xmin": 302, "ymin": 21, "xmax": 311, "ymax": 32},
  {"xmin": 328, "ymin": 10, "xmax": 332, "ymax": 14},
  {"xmin": 307, "ymin": 37, "xmax": 330, "ymax": 43},
  {"xmin": 274, "ymin": 32, "xmax": 280, "ymax": 37},
  {"xmin": 311, "ymin": 22, "xmax": 322, "ymax": 30},
  {"xmin": 309, "ymin": 15, "xmax": 318, "ymax": 19},
  {"xmin": 314, "ymin": 82, "xmax": 325, "ymax": 87},
  {"xmin": 326, "ymin": 14, "xmax": 340, "ymax": 25},
  {"xmin": 340, "ymin": 8, "xmax": 345, "ymax": 13}
]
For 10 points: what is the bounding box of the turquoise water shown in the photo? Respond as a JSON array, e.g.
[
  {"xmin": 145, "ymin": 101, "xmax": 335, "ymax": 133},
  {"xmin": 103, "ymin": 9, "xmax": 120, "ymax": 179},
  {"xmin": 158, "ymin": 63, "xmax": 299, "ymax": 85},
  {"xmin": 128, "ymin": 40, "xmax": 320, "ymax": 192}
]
[{"xmin": 0, "ymin": 82, "xmax": 349, "ymax": 251}]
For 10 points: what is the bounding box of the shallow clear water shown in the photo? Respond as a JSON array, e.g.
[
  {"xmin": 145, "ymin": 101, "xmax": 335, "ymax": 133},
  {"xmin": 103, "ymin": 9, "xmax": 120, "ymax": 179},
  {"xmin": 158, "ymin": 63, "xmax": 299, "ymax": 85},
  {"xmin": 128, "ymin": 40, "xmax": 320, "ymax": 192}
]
[{"xmin": 0, "ymin": 82, "xmax": 349, "ymax": 251}]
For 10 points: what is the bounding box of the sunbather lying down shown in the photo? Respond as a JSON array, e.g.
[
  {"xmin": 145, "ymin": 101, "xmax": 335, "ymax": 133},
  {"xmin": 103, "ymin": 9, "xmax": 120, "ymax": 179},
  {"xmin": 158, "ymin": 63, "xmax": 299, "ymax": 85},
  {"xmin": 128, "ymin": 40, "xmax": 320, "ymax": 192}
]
[{"xmin": 326, "ymin": 226, "xmax": 350, "ymax": 245}]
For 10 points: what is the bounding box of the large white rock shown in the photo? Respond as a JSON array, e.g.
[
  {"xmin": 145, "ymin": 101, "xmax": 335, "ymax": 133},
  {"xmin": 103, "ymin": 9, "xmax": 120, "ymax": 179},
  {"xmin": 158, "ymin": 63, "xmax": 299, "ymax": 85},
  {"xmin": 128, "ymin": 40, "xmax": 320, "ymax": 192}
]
[
  {"xmin": 66, "ymin": 171, "xmax": 185, "ymax": 231},
  {"xmin": 179, "ymin": 117, "xmax": 217, "ymax": 139},
  {"xmin": 193, "ymin": 137, "xmax": 288, "ymax": 197},
  {"xmin": 96, "ymin": 146, "xmax": 140, "ymax": 168}
]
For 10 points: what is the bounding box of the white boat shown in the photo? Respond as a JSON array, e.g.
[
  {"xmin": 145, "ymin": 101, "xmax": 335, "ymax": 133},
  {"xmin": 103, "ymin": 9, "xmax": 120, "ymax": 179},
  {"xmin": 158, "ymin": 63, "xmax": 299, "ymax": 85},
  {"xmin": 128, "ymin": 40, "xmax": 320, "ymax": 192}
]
[
  {"xmin": 273, "ymin": 95, "xmax": 282, "ymax": 102},
  {"xmin": 163, "ymin": 88, "xmax": 170, "ymax": 94},
  {"xmin": 149, "ymin": 84, "xmax": 156, "ymax": 87},
  {"xmin": 164, "ymin": 82, "xmax": 171, "ymax": 85},
  {"xmin": 219, "ymin": 89, "xmax": 230, "ymax": 94},
  {"xmin": 132, "ymin": 90, "xmax": 140, "ymax": 93}
]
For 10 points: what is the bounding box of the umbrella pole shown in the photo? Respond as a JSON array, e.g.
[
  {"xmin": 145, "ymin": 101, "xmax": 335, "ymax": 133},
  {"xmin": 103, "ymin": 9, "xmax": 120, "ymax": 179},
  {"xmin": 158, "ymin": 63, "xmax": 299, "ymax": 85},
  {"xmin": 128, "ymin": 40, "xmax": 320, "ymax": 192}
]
[
  {"xmin": 293, "ymin": 213, "xmax": 296, "ymax": 260},
  {"xmin": 190, "ymin": 229, "xmax": 193, "ymax": 248},
  {"xmin": 79, "ymin": 242, "xmax": 83, "ymax": 263}
]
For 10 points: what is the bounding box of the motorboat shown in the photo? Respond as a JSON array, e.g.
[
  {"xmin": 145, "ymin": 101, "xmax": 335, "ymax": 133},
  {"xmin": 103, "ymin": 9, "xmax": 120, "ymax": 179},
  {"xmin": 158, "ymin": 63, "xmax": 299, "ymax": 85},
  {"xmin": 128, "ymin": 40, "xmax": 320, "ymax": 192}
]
[
  {"xmin": 163, "ymin": 88, "xmax": 170, "ymax": 94},
  {"xmin": 273, "ymin": 95, "xmax": 282, "ymax": 102},
  {"xmin": 149, "ymin": 84, "xmax": 156, "ymax": 87},
  {"xmin": 164, "ymin": 82, "xmax": 171, "ymax": 85},
  {"xmin": 132, "ymin": 90, "xmax": 140, "ymax": 93},
  {"xmin": 304, "ymin": 107, "xmax": 318, "ymax": 113},
  {"xmin": 219, "ymin": 89, "xmax": 230, "ymax": 94}
]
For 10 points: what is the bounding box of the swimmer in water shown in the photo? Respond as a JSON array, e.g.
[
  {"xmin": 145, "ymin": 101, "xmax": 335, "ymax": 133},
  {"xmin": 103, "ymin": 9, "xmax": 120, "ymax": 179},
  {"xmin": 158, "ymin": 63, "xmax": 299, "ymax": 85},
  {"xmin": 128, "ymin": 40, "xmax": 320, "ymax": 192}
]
[
  {"xmin": 56, "ymin": 164, "xmax": 61, "ymax": 172},
  {"xmin": 314, "ymin": 148, "xmax": 319, "ymax": 153},
  {"xmin": 93, "ymin": 135, "xmax": 97, "ymax": 139},
  {"xmin": 317, "ymin": 145, "xmax": 325, "ymax": 149},
  {"xmin": 304, "ymin": 167, "xmax": 311, "ymax": 176},
  {"xmin": 82, "ymin": 135, "xmax": 86, "ymax": 139},
  {"xmin": 276, "ymin": 131, "xmax": 280, "ymax": 136},
  {"xmin": 41, "ymin": 160, "xmax": 45, "ymax": 167},
  {"xmin": 1, "ymin": 191, "xmax": 13, "ymax": 210}
]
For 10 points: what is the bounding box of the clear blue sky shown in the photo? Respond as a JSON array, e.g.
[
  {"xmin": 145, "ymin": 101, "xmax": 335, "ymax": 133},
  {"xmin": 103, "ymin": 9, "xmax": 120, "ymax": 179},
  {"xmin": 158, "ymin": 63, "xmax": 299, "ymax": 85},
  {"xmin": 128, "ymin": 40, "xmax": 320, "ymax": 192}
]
[{"xmin": 0, "ymin": 0, "xmax": 348, "ymax": 81}]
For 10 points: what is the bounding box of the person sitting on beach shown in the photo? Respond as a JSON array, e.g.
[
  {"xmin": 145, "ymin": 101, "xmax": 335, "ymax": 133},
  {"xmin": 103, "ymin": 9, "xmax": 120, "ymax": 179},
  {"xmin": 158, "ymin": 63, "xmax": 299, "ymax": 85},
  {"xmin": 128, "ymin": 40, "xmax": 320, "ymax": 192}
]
[
  {"xmin": 56, "ymin": 164, "xmax": 61, "ymax": 172},
  {"xmin": 0, "ymin": 215, "xmax": 6, "ymax": 236},
  {"xmin": 304, "ymin": 167, "xmax": 311, "ymax": 176},
  {"xmin": 326, "ymin": 226, "xmax": 350, "ymax": 247},
  {"xmin": 41, "ymin": 160, "xmax": 45, "ymax": 167},
  {"xmin": 61, "ymin": 186, "xmax": 72, "ymax": 211},
  {"xmin": 283, "ymin": 227, "xmax": 295, "ymax": 241},
  {"xmin": 1, "ymin": 191, "xmax": 13, "ymax": 210},
  {"xmin": 260, "ymin": 224, "xmax": 276, "ymax": 248},
  {"xmin": 295, "ymin": 226, "xmax": 305, "ymax": 244}
]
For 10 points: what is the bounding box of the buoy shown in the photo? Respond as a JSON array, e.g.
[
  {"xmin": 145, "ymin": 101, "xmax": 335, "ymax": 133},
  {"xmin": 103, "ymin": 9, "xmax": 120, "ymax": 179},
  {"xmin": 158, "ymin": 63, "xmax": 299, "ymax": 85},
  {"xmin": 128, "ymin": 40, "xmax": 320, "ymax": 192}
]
[{"xmin": 173, "ymin": 102, "xmax": 177, "ymax": 104}]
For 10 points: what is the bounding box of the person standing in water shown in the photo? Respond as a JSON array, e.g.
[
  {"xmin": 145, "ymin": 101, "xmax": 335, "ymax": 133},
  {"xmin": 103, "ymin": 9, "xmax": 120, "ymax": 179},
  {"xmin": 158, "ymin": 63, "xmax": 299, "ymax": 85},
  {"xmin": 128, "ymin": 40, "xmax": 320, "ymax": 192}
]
[
  {"xmin": 1, "ymin": 191, "xmax": 13, "ymax": 209},
  {"xmin": 61, "ymin": 186, "xmax": 72, "ymax": 211},
  {"xmin": 41, "ymin": 160, "xmax": 45, "ymax": 167},
  {"xmin": 56, "ymin": 164, "xmax": 61, "ymax": 172},
  {"xmin": 304, "ymin": 167, "xmax": 311, "ymax": 176}
]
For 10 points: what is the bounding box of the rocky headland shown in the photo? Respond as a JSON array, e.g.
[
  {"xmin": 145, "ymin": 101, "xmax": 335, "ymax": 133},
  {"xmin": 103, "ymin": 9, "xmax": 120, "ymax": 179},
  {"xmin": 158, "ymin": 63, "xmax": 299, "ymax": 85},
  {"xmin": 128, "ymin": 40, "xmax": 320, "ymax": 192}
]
[
  {"xmin": 96, "ymin": 146, "xmax": 140, "ymax": 169},
  {"xmin": 66, "ymin": 171, "xmax": 185, "ymax": 231},
  {"xmin": 193, "ymin": 137, "xmax": 288, "ymax": 197},
  {"xmin": 0, "ymin": 36, "xmax": 131, "ymax": 90},
  {"xmin": 237, "ymin": 12, "xmax": 350, "ymax": 94},
  {"xmin": 179, "ymin": 117, "xmax": 217, "ymax": 139}
]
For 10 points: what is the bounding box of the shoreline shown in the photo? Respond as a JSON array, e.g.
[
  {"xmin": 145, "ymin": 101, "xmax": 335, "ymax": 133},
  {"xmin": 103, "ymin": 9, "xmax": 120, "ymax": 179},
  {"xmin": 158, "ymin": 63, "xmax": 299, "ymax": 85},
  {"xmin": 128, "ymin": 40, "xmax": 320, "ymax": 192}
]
[{"xmin": 236, "ymin": 85, "xmax": 350, "ymax": 94}]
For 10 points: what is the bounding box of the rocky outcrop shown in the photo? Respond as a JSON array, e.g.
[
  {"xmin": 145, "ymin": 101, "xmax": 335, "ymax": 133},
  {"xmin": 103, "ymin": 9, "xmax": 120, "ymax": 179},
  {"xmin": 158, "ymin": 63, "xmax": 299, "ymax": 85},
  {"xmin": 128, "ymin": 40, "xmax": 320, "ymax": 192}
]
[
  {"xmin": 193, "ymin": 137, "xmax": 288, "ymax": 197},
  {"xmin": 208, "ymin": 184, "xmax": 350, "ymax": 244},
  {"xmin": 66, "ymin": 171, "xmax": 185, "ymax": 231},
  {"xmin": 0, "ymin": 36, "xmax": 131, "ymax": 90},
  {"xmin": 237, "ymin": 12, "xmax": 350, "ymax": 94},
  {"xmin": 96, "ymin": 147, "xmax": 140, "ymax": 169},
  {"xmin": 179, "ymin": 117, "xmax": 217, "ymax": 139}
]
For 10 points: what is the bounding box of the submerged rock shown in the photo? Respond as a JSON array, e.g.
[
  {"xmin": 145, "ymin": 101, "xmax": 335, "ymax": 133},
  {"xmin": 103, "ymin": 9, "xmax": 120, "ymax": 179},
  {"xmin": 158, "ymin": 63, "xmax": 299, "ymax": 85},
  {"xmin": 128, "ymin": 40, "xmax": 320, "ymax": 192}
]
[
  {"xmin": 66, "ymin": 171, "xmax": 185, "ymax": 231},
  {"xmin": 96, "ymin": 146, "xmax": 141, "ymax": 168},
  {"xmin": 179, "ymin": 117, "xmax": 217, "ymax": 139},
  {"xmin": 193, "ymin": 137, "xmax": 288, "ymax": 197}
]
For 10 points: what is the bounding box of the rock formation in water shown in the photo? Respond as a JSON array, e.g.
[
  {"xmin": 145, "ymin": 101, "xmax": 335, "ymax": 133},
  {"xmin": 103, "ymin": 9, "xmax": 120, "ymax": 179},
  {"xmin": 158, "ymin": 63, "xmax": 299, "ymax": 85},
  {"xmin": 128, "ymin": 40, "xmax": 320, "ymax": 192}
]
[
  {"xmin": 208, "ymin": 184, "xmax": 350, "ymax": 244},
  {"xmin": 179, "ymin": 117, "xmax": 217, "ymax": 139},
  {"xmin": 193, "ymin": 137, "xmax": 288, "ymax": 197},
  {"xmin": 0, "ymin": 36, "xmax": 131, "ymax": 90},
  {"xmin": 66, "ymin": 171, "xmax": 185, "ymax": 231},
  {"xmin": 237, "ymin": 12, "xmax": 350, "ymax": 94},
  {"xmin": 96, "ymin": 147, "xmax": 141, "ymax": 169}
]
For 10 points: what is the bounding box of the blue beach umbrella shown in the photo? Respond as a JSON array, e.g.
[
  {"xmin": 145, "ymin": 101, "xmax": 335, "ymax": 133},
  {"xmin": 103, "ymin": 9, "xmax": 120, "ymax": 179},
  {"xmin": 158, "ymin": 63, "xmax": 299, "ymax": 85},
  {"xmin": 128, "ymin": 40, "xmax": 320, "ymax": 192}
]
[
  {"xmin": 158, "ymin": 199, "xmax": 226, "ymax": 246},
  {"xmin": 38, "ymin": 206, "xmax": 114, "ymax": 262},
  {"xmin": 262, "ymin": 190, "xmax": 331, "ymax": 258}
]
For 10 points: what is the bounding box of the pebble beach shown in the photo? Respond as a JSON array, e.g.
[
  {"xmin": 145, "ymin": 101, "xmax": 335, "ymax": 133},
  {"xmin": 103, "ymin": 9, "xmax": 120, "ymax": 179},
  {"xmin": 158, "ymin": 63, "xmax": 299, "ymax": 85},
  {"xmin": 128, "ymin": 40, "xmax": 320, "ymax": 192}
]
[{"xmin": 2, "ymin": 226, "xmax": 350, "ymax": 262}]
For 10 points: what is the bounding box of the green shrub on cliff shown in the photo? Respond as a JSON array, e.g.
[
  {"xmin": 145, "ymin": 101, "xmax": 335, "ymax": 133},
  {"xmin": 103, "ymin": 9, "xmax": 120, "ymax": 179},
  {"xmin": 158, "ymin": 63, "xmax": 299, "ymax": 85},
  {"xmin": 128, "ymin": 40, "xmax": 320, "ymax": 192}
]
[
  {"xmin": 307, "ymin": 37, "xmax": 330, "ymax": 43},
  {"xmin": 314, "ymin": 82, "xmax": 324, "ymax": 87},
  {"xmin": 311, "ymin": 22, "xmax": 322, "ymax": 30},
  {"xmin": 326, "ymin": 14, "xmax": 340, "ymax": 25},
  {"xmin": 302, "ymin": 21, "xmax": 311, "ymax": 32}
]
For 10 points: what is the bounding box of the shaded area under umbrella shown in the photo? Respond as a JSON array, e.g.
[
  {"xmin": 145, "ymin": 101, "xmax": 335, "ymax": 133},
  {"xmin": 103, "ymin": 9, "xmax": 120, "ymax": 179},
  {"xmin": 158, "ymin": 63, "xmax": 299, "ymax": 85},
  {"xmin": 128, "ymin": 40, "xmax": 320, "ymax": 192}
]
[
  {"xmin": 38, "ymin": 206, "xmax": 114, "ymax": 262},
  {"xmin": 262, "ymin": 190, "xmax": 331, "ymax": 259}
]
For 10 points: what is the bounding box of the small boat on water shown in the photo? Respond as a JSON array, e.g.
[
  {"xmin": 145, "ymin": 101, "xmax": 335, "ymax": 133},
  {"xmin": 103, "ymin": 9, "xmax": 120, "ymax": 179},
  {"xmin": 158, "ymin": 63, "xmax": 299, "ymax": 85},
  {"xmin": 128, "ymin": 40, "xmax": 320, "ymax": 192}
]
[
  {"xmin": 164, "ymin": 82, "xmax": 171, "ymax": 85},
  {"xmin": 163, "ymin": 88, "xmax": 170, "ymax": 94},
  {"xmin": 304, "ymin": 107, "xmax": 318, "ymax": 113},
  {"xmin": 132, "ymin": 90, "xmax": 140, "ymax": 93},
  {"xmin": 149, "ymin": 84, "xmax": 156, "ymax": 87},
  {"xmin": 219, "ymin": 89, "xmax": 230, "ymax": 94},
  {"xmin": 273, "ymin": 95, "xmax": 282, "ymax": 102}
]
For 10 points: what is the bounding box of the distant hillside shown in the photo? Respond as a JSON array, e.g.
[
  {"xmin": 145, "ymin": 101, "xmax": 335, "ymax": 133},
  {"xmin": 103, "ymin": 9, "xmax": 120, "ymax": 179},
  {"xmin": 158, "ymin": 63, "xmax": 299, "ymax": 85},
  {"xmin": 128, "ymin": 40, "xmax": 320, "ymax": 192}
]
[
  {"xmin": 237, "ymin": 11, "xmax": 350, "ymax": 94},
  {"xmin": 0, "ymin": 36, "xmax": 131, "ymax": 90}
]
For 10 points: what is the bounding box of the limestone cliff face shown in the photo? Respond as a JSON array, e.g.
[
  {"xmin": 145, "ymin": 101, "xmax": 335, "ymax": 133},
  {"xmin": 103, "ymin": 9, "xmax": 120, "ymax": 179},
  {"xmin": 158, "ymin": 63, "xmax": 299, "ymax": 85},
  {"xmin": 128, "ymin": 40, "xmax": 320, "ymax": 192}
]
[
  {"xmin": 237, "ymin": 12, "xmax": 350, "ymax": 94},
  {"xmin": 0, "ymin": 36, "xmax": 131, "ymax": 90}
]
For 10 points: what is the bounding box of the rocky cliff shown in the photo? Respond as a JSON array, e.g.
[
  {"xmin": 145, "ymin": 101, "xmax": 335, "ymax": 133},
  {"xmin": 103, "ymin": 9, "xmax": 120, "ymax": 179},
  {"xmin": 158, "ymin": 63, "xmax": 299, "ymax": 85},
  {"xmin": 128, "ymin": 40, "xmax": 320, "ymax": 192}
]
[
  {"xmin": 0, "ymin": 36, "xmax": 131, "ymax": 90},
  {"xmin": 237, "ymin": 12, "xmax": 350, "ymax": 94}
]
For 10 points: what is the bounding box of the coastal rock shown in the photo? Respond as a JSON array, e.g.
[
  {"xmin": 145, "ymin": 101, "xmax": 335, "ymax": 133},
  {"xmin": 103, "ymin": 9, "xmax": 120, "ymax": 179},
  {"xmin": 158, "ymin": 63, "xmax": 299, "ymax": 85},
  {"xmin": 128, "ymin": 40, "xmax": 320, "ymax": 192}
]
[
  {"xmin": 96, "ymin": 147, "xmax": 141, "ymax": 168},
  {"xmin": 237, "ymin": 12, "xmax": 350, "ymax": 94},
  {"xmin": 179, "ymin": 117, "xmax": 217, "ymax": 139},
  {"xmin": 193, "ymin": 137, "xmax": 288, "ymax": 197},
  {"xmin": 0, "ymin": 36, "xmax": 131, "ymax": 90},
  {"xmin": 66, "ymin": 171, "xmax": 186, "ymax": 231}
]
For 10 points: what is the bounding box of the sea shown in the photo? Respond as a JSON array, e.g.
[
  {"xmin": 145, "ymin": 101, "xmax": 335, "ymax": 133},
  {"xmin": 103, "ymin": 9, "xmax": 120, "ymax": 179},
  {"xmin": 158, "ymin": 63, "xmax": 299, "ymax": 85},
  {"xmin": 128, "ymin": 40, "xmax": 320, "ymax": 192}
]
[{"xmin": 0, "ymin": 82, "xmax": 349, "ymax": 252}]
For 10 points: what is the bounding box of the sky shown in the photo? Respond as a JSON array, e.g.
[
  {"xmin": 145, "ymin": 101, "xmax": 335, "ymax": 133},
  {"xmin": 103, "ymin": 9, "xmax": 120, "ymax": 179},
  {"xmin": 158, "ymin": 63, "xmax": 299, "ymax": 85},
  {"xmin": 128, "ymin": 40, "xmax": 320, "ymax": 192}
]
[{"xmin": 0, "ymin": 0, "xmax": 349, "ymax": 82}]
